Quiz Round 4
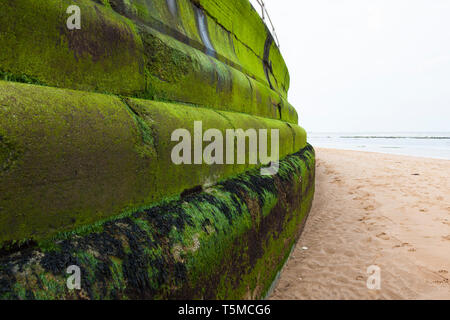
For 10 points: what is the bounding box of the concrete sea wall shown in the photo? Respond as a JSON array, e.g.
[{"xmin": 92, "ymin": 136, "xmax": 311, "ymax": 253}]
[
  {"xmin": 0, "ymin": 80, "xmax": 306, "ymax": 245},
  {"xmin": 0, "ymin": 0, "xmax": 297, "ymax": 122},
  {"xmin": 0, "ymin": 0, "xmax": 315, "ymax": 299},
  {"xmin": 0, "ymin": 146, "xmax": 315, "ymax": 300}
]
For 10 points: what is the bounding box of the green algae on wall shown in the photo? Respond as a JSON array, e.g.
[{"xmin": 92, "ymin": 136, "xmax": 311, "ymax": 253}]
[
  {"xmin": 0, "ymin": 0, "xmax": 296, "ymax": 123},
  {"xmin": 106, "ymin": 0, "xmax": 289, "ymax": 97},
  {"xmin": 194, "ymin": 0, "xmax": 290, "ymax": 95},
  {"xmin": 0, "ymin": 0, "xmax": 145, "ymax": 96},
  {"xmin": 0, "ymin": 80, "xmax": 148, "ymax": 248},
  {"xmin": 0, "ymin": 0, "xmax": 314, "ymax": 300},
  {"xmin": 0, "ymin": 145, "xmax": 315, "ymax": 300},
  {"xmin": 138, "ymin": 26, "xmax": 298, "ymax": 123},
  {"xmin": 0, "ymin": 80, "xmax": 306, "ymax": 248}
]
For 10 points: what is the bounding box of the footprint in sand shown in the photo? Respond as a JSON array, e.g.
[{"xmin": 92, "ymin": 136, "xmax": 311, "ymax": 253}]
[
  {"xmin": 358, "ymin": 216, "xmax": 370, "ymax": 222},
  {"xmin": 364, "ymin": 205, "xmax": 376, "ymax": 212},
  {"xmin": 393, "ymin": 242, "xmax": 411, "ymax": 249},
  {"xmin": 432, "ymin": 279, "xmax": 449, "ymax": 285},
  {"xmin": 408, "ymin": 248, "xmax": 417, "ymax": 252},
  {"xmin": 438, "ymin": 270, "xmax": 448, "ymax": 275},
  {"xmin": 376, "ymin": 232, "xmax": 390, "ymax": 241}
]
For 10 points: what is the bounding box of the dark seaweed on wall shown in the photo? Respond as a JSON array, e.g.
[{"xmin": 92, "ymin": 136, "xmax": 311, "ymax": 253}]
[{"xmin": 0, "ymin": 145, "xmax": 315, "ymax": 300}]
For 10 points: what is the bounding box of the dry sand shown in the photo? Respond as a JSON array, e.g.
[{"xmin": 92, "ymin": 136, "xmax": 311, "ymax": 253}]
[{"xmin": 271, "ymin": 148, "xmax": 450, "ymax": 300}]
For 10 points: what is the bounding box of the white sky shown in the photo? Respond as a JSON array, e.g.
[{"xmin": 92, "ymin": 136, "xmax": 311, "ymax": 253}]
[{"xmin": 250, "ymin": 0, "xmax": 450, "ymax": 132}]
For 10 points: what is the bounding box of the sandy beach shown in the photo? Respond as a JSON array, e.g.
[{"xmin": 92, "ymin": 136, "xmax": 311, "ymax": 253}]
[{"xmin": 271, "ymin": 148, "xmax": 450, "ymax": 300}]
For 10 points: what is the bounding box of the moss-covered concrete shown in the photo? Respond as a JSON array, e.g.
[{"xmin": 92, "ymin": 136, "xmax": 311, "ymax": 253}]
[
  {"xmin": 106, "ymin": 0, "xmax": 289, "ymax": 97},
  {"xmin": 0, "ymin": 0, "xmax": 314, "ymax": 300},
  {"xmin": 0, "ymin": 80, "xmax": 306, "ymax": 248},
  {"xmin": 137, "ymin": 26, "xmax": 298, "ymax": 123},
  {"xmin": 0, "ymin": 145, "xmax": 315, "ymax": 300},
  {"xmin": 193, "ymin": 0, "xmax": 290, "ymax": 96},
  {"xmin": 0, "ymin": 0, "xmax": 296, "ymax": 123},
  {"xmin": 0, "ymin": 0, "xmax": 145, "ymax": 95}
]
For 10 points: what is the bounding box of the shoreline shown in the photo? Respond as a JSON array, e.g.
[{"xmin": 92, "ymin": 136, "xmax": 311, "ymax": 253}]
[
  {"xmin": 312, "ymin": 147, "xmax": 450, "ymax": 161},
  {"xmin": 271, "ymin": 148, "xmax": 450, "ymax": 300},
  {"xmin": 306, "ymin": 144, "xmax": 450, "ymax": 161}
]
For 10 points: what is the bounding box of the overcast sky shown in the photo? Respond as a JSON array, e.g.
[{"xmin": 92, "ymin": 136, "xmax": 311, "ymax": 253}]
[{"xmin": 250, "ymin": 0, "xmax": 450, "ymax": 132}]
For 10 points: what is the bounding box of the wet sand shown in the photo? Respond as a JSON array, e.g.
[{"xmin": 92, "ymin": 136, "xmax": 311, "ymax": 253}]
[{"xmin": 271, "ymin": 148, "xmax": 450, "ymax": 300}]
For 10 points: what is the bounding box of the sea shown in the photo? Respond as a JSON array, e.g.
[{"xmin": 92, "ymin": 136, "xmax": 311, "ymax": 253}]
[{"xmin": 308, "ymin": 132, "xmax": 450, "ymax": 160}]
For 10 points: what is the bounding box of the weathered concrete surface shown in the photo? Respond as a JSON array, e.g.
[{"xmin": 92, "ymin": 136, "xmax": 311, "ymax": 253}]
[
  {"xmin": 0, "ymin": 145, "xmax": 315, "ymax": 300},
  {"xmin": 0, "ymin": 0, "xmax": 316, "ymax": 300},
  {"xmin": 0, "ymin": 0, "xmax": 297, "ymax": 123},
  {"xmin": 0, "ymin": 81, "xmax": 306, "ymax": 247}
]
